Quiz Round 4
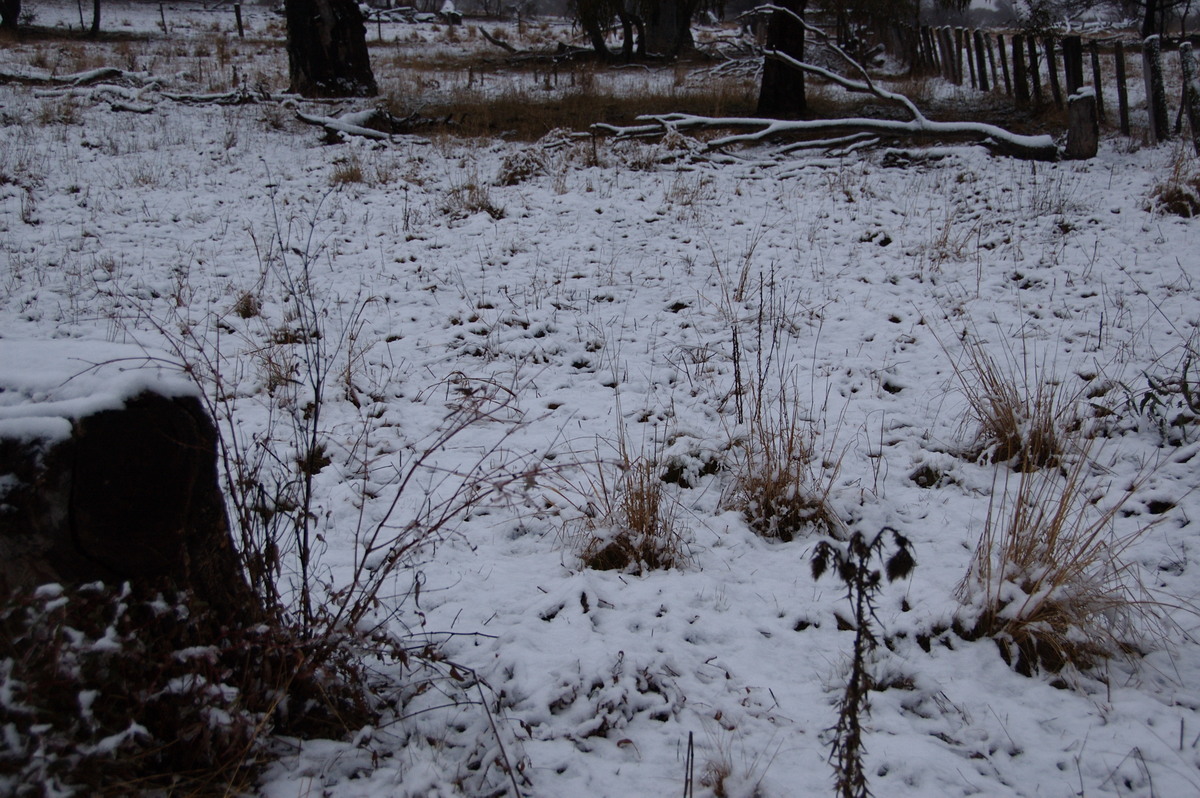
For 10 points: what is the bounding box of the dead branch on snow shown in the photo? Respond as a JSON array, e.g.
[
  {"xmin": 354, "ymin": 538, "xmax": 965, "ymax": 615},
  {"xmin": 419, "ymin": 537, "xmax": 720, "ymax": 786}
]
[{"xmin": 594, "ymin": 6, "xmax": 1059, "ymax": 162}]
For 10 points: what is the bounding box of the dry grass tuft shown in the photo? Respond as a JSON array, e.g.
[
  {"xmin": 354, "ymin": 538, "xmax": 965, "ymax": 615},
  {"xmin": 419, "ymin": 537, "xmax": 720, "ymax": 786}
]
[
  {"xmin": 569, "ymin": 455, "xmax": 690, "ymax": 575},
  {"xmin": 947, "ymin": 334, "xmax": 1068, "ymax": 471},
  {"xmin": 725, "ymin": 403, "xmax": 841, "ymax": 542},
  {"xmin": 1149, "ymin": 146, "xmax": 1200, "ymax": 218},
  {"xmin": 442, "ymin": 170, "xmax": 505, "ymax": 219},
  {"xmin": 330, "ymin": 153, "xmax": 366, "ymax": 186},
  {"xmin": 956, "ymin": 450, "xmax": 1164, "ymax": 675}
]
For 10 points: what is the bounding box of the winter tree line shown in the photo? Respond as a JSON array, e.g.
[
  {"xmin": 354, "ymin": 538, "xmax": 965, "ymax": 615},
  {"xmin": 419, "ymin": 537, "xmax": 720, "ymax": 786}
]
[{"xmin": 0, "ymin": 1, "xmax": 1194, "ymax": 104}]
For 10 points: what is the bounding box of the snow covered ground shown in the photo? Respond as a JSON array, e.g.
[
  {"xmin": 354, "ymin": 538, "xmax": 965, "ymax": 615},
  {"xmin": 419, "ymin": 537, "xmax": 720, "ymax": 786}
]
[{"xmin": 3, "ymin": 5, "xmax": 1200, "ymax": 797}]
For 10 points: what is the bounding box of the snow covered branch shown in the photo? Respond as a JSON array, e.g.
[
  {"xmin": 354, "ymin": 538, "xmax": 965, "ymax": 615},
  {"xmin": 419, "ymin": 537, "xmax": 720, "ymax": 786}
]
[
  {"xmin": 595, "ymin": 112, "xmax": 1058, "ymax": 161},
  {"xmin": 595, "ymin": 7, "xmax": 1059, "ymax": 162}
]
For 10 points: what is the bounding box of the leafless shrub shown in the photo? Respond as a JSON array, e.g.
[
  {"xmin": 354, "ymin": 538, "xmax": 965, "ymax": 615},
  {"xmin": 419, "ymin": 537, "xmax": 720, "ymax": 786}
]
[
  {"xmin": 1126, "ymin": 335, "xmax": 1200, "ymax": 445},
  {"xmin": 0, "ymin": 582, "xmax": 370, "ymax": 797}
]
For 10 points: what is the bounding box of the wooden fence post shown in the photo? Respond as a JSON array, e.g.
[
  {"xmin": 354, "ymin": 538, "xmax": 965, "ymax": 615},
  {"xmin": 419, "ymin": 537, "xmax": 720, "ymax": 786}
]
[
  {"xmin": 1027, "ymin": 34, "xmax": 1043, "ymax": 106},
  {"xmin": 1045, "ymin": 36, "xmax": 1063, "ymax": 108},
  {"xmin": 1089, "ymin": 40, "xmax": 1105, "ymax": 122},
  {"xmin": 1062, "ymin": 35, "xmax": 1084, "ymax": 94},
  {"xmin": 1144, "ymin": 35, "xmax": 1170, "ymax": 144},
  {"xmin": 974, "ymin": 30, "xmax": 989, "ymax": 91},
  {"xmin": 1066, "ymin": 88, "xmax": 1099, "ymax": 159},
  {"xmin": 998, "ymin": 33, "xmax": 1012, "ymax": 95},
  {"xmin": 1013, "ymin": 34, "xmax": 1029, "ymax": 108},
  {"xmin": 966, "ymin": 29, "xmax": 978, "ymax": 88},
  {"xmin": 1115, "ymin": 40, "xmax": 1131, "ymax": 136},
  {"xmin": 941, "ymin": 27, "xmax": 958, "ymax": 83},
  {"xmin": 955, "ymin": 27, "xmax": 965, "ymax": 85},
  {"xmin": 986, "ymin": 33, "xmax": 999, "ymax": 92},
  {"xmin": 1181, "ymin": 42, "xmax": 1200, "ymax": 155}
]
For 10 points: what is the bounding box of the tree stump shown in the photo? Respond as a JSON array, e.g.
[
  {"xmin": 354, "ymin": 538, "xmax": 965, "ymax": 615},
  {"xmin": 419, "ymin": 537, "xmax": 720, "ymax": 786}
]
[
  {"xmin": 0, "ymin": 389, "xmax": 255, "ymax": 624},
  {"xmin": 1066, "ymin": 88, "xmax": 1099, "ymax": 159}
]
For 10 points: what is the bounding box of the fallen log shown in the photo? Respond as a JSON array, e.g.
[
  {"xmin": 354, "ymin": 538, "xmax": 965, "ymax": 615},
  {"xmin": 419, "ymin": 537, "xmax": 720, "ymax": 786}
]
[{"xmin": 602, "ymin": 6, "xmax": 1060, "ymax": 162}]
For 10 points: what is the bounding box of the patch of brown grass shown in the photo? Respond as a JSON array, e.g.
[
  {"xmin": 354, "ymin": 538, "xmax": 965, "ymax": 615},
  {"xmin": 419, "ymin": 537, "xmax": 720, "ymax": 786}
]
[
  {"xmin": 1149, "ymin": 147, "xmax": 1200, "ymax": 218},
  {"xmin": 567, "ymin": 454, "xmax": 691, "ymax": 575},
  {"xmin": 725, "ymin": 400, "xmax": 842, "ymax": 543},
  {"xmin": 387, "ymin": 78, "xmax": 756, "ymax": 141},
  {"xmin": 946, "ymin": 333, "xmax": 1067, "ymax": 471},
  {"xmin": 956, "ymin": 448, "xmax": 1165, "ymax": 675},
  {"xmin": 330, "ymin": 154, "xmax": 366, "ymax": 186}
]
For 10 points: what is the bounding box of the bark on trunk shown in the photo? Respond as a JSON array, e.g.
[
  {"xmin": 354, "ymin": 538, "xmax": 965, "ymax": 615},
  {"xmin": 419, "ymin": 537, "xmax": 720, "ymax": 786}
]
[
  {"xmin": 1142, "ymin": 0, "xmax": 1159, "ymax": 39},
  {"xmin": 643, "ymin": 0, "xmax": 696, "ymax": 56},
  {"xmin": 579, "ymin": 1, "xmax": 612, "ymax": 59},
  {"xmin": 0, "ymin": 0, "xmax": 20, "ymax": 30},
  {"xmin": 757, "ymin": 0, "xmax": 807, "ymax": 119},
  {"xmin": 286, "ymin": 0, "xmax": 377, "ymax": 98}
]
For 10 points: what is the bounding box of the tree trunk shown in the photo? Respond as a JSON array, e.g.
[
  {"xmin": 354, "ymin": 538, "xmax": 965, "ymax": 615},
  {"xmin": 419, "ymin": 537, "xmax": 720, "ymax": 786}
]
[
  {"xmin": 285, "ymin": 0, "xmax": 377, "ymax": 98},
  {"xmin": 90, "ymin": 0, "xmax": 100, "ymax": 37},
  {"xmin": 1142, "ymin": 0, "xmax": 1159, "ymax": 39},
  {"xmin": 0, "ymin": 0, "xmax": 19, "ymax": 30},
  {"xmin": 1181, "ymin": 42, "xmax": 1200, "ymax": 154},
  {"xmin": 757, "ymin": 0, "xmax": 806, "ymax": 119},
  {"xmin": 1144, "ymin": 34, "xmax": 1170, "ymax": 144},
  {"xmin": 579, "ymin": 0, "xmax": 612, "ymax": 59},
  {"xmin": 617, "ymin": 9, "xmax": 634, "ymax": 61},
  {"xmin": 643, "ymin": 0, "xmax": 696, "ymax": 56}
]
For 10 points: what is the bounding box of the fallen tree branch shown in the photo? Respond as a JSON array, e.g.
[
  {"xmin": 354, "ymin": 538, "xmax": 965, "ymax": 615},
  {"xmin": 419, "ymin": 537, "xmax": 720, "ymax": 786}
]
[
  {"xmin": 0, "ymin": 66, "xmax": 150, "ymax": 87},
  {"xmin": 33, "ymin": 81, "xmax": 159, "ymax": 114},
  {"xmin": 163, "ymin": 86, "xmax": 273, "ymax": 105},
  {"xmin": 480, "ymin": 28, "xmax": 520, "ymax": 55},
  {"xmin": 592, "ymin": 7, "xmax": 1059, "ymax": 161},
  {"xmin": 296, "ymin": 108, "xmax": 393, "ymax": 140},
  {"xmin": 295, "ymin": 108, "xmax": 438, "ymax": 142},
  {"xmin": 594, "ymin": 112, "xmax": 1058, "ymax": 160}
]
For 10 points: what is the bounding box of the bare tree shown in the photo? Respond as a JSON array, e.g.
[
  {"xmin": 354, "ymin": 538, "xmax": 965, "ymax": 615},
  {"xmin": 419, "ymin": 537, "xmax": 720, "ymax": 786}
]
[
  {"xmin": 574, "ymin": 0, "xmax": 710, "ymax": 59},
  {"xmin": 285, "ymin": 0, "xmax": 377, "ymax": 98},
  {"xmin": 757, "ymin": 0, "xmax": 808, "ymax": 118}
]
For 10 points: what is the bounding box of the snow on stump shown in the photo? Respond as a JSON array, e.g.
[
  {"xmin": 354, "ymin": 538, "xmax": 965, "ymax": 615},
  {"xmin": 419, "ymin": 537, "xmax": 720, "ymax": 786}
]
[
  {"xmin": 0, "ymin": 345, "xmax": 253, "ymax": 622},
  {"xmin": 1066, "ymin": 88, "xmax": 1099, "ymax": 160}
]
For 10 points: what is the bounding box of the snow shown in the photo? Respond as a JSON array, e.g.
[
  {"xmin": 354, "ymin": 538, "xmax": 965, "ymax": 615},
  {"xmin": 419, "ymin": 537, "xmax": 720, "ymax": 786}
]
[{"xmin": 3, "ymin": 5, "xmax": 1200, "ymax": 798}]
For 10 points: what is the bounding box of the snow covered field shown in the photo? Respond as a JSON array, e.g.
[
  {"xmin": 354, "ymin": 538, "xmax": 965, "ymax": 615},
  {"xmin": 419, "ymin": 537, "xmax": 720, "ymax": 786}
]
[{"xmin": 3, "ymin": 5, "xmax": 1200, "ymax": 797}]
